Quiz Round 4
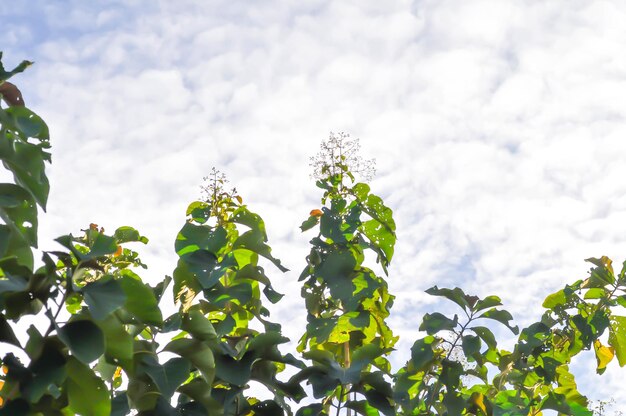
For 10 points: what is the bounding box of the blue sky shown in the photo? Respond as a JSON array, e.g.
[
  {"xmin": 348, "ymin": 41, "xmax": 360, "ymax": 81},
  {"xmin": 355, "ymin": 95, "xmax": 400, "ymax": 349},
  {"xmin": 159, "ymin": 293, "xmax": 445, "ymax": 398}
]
[{"xmin": 3, "ymin": 0, "xmax": 626, "ymax": 411}]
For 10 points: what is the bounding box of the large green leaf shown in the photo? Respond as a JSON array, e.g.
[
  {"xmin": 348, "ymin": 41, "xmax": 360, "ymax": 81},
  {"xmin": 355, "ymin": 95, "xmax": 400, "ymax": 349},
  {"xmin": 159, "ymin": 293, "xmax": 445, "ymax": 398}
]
[
  {"xmin": 609, "ymin": 315, "xmax": 626, "ymax": 367},
  {"xmin": 66, "ymin": 356, "xmax": 111, "ymax": 416},
  {"xmin": 58, "ymin": 320, "xmax": 105, "ymax": 364},
  {"xmin": 82, "ymin": 232, "xmax": 118, "ymax": 260},
  {"xmin": 543, "ymin": 289, "xmax": 568, "ymax": 309},
  {"xmin": 315, "ymin": 249, "xmax": 356, "ymax": 302},
  {"xmin": 82, "ymin": 276, "xmax": 126, "ymax": 320},
  {"xmin": 165, "ymin": 338, "xmax": 215, "ymax": 383},
  {"xmin": 233, "ymin": 229, "xmax": 288, "ymax": 272},
  {"xmin": 22, "ymin": 342, "xmax": 66, "ymax": 402},
  {"xmin": 419, "ymin": 312, "xmax": 458, "ymax": 335},
  {"xmin": 231, "ymin": 206, "xmax": 267, "ymax": 236},
  {"xmin": 478, "ymin": 308, "xmax": 519, "ymax": 334},
  {"xmin": 138, "ymin": 354, "xmax": 191, "ymax": 399},
  {"xmin": 0, "ymin": 138, "xmax": 49, "ymax": 209},
  {"xmin": 319, "ymin": 207, "xmax": 346, "ymax": 244},
  {"xmin": 176, "ymin": 378, "xmax": 214, "ymax": 413},
  {"xmin": 97, "ymin": 314, "xmax": 134, "ymax": 363},
  {"xmin": 111, "ymin": 393, "xmax": 131, "ymax": 416},
  {"xmin": 114, "ymin": 226, "xmax": 149, "ymax": 244},
  {"xmin": 462, "ymin": 334, "xmax": 481, "ymax": 358},
  {"xmin": 181, "ymin": 308, "xmax": 217, "ymax": 342},
  {"xmin": 0, "ymin": 183, "xmax": 38, "ymax": 247},
  {"xmin": 362, "ymin": 218, "xmax": 395, "ymax": 265},
  {"xmin": 175, "ymin": 222, "xmax": 227, "ymax": 258},
  {"xmin": 4, "ymin": 106, "xmax": 49, "ymax": 140},
  {"xmin": 425, "ymin": 286, "xmax": 471, "ymax": 310},
  {"xmin": 0, "ymin": 314, "xmax": 20, "ymax": 347},
  {"xmin": 0, "ymin": 225, "xmax": 31, "ymax": 268},
  {"xmin": 119, "ymin": 271, "xmax": 163, "ymax": 326},
  {"xmin": 410, "ymin": 336, "xmax": 438, "ymax": 370},
  {"xmin": 471, "ymin": 326, "xmax": 497, "ymax": 350}
]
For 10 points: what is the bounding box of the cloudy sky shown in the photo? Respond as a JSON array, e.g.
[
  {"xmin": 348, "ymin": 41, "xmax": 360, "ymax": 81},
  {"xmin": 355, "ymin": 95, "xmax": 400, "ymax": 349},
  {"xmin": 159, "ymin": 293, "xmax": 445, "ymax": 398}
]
[{"xmin": 3, "ymin": 0, "xmax": 626, "ymax": 410}]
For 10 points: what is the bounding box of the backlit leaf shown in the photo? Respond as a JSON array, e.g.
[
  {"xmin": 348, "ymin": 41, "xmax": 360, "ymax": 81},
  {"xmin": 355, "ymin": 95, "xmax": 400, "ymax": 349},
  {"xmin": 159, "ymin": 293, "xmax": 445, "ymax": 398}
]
[
  {"xmin": 593, "ymin": 340, "xmax": 614, "ymax": 374},
  {"xmin": 58, "ymin": 320, "xmax": 105, "ymax": 364}
]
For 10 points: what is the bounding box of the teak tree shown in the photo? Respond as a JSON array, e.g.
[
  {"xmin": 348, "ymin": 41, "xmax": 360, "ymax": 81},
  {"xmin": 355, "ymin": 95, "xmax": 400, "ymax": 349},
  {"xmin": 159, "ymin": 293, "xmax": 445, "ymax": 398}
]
[{"xmin": 1, "ymin": 55, "xmax": 626, "ymax": 416}]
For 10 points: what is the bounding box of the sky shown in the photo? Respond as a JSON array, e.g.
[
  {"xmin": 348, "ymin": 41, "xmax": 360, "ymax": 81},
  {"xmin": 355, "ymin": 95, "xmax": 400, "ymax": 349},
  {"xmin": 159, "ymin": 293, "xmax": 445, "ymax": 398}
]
[{"xmin": 2, "ymin": 0, "xmax": 626, "ymax": 411}]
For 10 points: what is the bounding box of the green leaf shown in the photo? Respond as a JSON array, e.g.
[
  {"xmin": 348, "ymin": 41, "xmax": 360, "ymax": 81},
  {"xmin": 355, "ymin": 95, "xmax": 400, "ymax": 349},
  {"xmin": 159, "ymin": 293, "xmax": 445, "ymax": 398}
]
[
  {"xmin": 58, "ymin": 320, "xmax": 105, "ymax": 364},
  {"xmin": 471, "ymin": 326, "xmax": 497, "ymax": 350},
  {"xmin": 440, "ymin": 359, "xmax": 463, "ymax": 389},
  {"xmin": 425, "ymin": 286, "xmax": 470, "ymax": 310},
  {"xmin": 233, "ymin": 229, "xmax": 288, "ymax": 272},
  {"xmin": 478, "ymin": 309, "xmax": 519, "ymax": 334},
  {"xmin": 419, "ymin": 312, "xmax": 458, "ymax": 335},
  {"xmin": 0, "ymin": 137, "xmax": 50, "ymax": 209},
  {"xmin": 126, "ymin": 374, "xmax": 159, "ymax": 411},
  {"xmin": 111, "ymin": 393, "xmax": 131, "ymax": 416},
  {"xmin": 442, "ymin": 391, "xmax": 465, "ymax": 414},
  {"xmin": 0, "ymin": 225, "xmax": 33, "ymax": 268},
  {"xmin": 82, "ymin": 276, "xmax": 126, "ymax": 320},
  {"xmin": 119, "ymin": 271, "xmax": 163, "ymax": 326},
  {"xmin": 462, "ymin": 334, "xmax": 481, "ymax": 358},
  {"xmin": 181, "ymin": 309, "xmax": 217, "ymax": 342},
  {"xmin": 175, "ymin": 222, "xmax": 210, "ymax": 257},
  {"xmin": 97, "ymin": 314, "xmax": 134, "ymax": 363},
  {"xmin": 0, "ymin": 269, "xmax": 28, "ymax": 294},
  {"xmin": 352, "ymin": 183, "xmax": 370, "ymax": 200},
  {"xmin": 114, "ymin": 226, "xmax": 148, "ymax": 244},
  {"xmin": 362, "ymin": 218, "xmax": 395, "ymax": 265},
  {"xmin": 0, "ymin": 183, "xmax": 38, "ymax": 247},
  {"xmin": 263, "ymin": 285, "xmax": 284, "ymax": 304},
  {"xmin": 82, "ymin": 232, "xmax": 118, "ymax": 260},
  {"xmin": 214, "ymin": 351, "xmax": 255, "ymax": 386},
  {"xmin": 165, "ymin": 338, "xmax": 215, "ymax": 383},
  {"xmin": 474, "ymin": 295, "xmax": 502, "ymax": 311},
  {"xmin": 251, "ymin": 401, "xmax": 284, "ymax": 416},
  {"xmin": 177, "ymin": 378, "xmax": 214, "ymax": 413},
  {"xmin": 231, "ymin": 206, "xmax": 267, "ymax": 236},
  {"xmin": 410, "ymin": 336, "xmax": 437, "ymax": 370},
  {"xmin": 296, "ymin": 404, "xmax": 324, "ymax": 416},
  {"xmin": 138, "ymin": 353, "xmax": 190, "ymax": 400},
  {"xmin": 0, "ymin": 57, "xmax": 33, "ymax": 82},
  {"xmin": 0, "ymin": 398, "xmax": 29, "ymax": 415},
  {"xmin": 609, "ymin": 315, "xmax": 626, "ymax": 367},
  {"xmin": 300, "ymin": 216, "xmax": 319, "ymax": 232},
  {"xmin": 4, "ymin": 106, "xmax": 49, "ymax": 140},
  {"xmin": 363, "ymin": 388, "xmax": 395, "ymax": 416},
  {"xmin": 162, "ymin": 357, "xmax": 192, "ymax": 397},
  {"xmin": 0, "ymin": 311, "xmax": 20, "ymax": 347},
  {"xmin": 316, "ymin": 248, "xmax": 356, "ymax": 302},
  {"xmin": 66, "ymin": 356, "xmax": 111, "ymax": 416},
  {"xmin": 543, "ymin": 289, "xmax": 568, "ymax": 309},
  {"xmin": 22, "ymin": 342, "xmax": 66, "ymax": 402}
]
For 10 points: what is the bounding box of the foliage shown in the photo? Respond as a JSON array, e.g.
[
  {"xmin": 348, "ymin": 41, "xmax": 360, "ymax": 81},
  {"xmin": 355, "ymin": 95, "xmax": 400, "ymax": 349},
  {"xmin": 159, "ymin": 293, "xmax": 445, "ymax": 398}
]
[{"xmin": 1, "ymin": 55, "xmax": 625, "ymax": 415}]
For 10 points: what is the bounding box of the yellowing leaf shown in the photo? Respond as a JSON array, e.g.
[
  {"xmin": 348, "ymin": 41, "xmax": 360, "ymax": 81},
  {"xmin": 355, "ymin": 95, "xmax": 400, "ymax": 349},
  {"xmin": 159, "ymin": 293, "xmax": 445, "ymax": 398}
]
[
  {"xmin": 310, "ymin": 209, "xmax": 323, "ymax": 217},
  {"xmin": 594, "ymin": 339, "xmax": 615, "ymax": 372},
  {"xmin": 470, "ymin": 392, "xmax": 488, "ymax": 415}
]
